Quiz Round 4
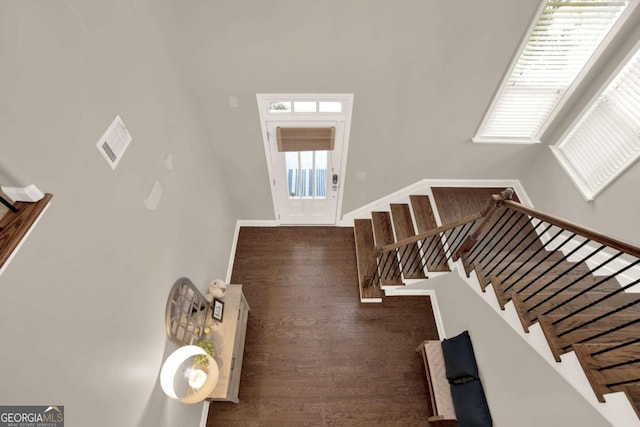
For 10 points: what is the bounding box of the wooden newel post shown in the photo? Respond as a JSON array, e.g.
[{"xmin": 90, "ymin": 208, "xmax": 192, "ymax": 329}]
[
  {"xmin": 453, "ymin": 189, "xmax": 513, "ymax": 260},
  {"xmin": 501, "ymin": 187, "xmax": 515, "ymax": 202}
]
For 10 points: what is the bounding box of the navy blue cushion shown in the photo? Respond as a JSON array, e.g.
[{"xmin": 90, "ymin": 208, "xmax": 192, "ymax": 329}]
[
  {"xmin": 450, "ymin": 379, "xmax": 493, "ymax": 427},
  {"xmin": 441, "ymin": 330, "xmax": 479, "ymax": 382}
]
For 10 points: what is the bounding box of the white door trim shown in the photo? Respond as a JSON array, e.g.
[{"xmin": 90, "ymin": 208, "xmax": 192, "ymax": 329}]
[{"xmin": 256, "ymin": 93, "xmax": 354, "ymax": 225}]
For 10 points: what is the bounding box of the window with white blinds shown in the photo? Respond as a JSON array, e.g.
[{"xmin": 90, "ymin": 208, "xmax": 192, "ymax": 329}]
[
  {"xmin": 551, "ymin": 44, "xmax": 640, "ymax": 200},
  {"xmin": 473, "ymin": 0, "xmax": 636, "ymax": 144}
]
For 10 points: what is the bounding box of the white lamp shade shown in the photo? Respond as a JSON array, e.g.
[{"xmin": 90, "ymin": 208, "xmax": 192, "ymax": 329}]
[{"xmin": 160, "ymin": 345, "xmax": 219, "ymax": 404}]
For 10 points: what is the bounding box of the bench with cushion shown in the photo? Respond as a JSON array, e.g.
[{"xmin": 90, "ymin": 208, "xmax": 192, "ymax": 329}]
[{"xmin": 417, "ymin": 331, "xmax": 492, "ymax": 427}]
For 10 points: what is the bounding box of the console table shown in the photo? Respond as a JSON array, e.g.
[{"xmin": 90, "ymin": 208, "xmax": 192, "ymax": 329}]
[
  {"xmin": 165, "ymin": 279, "xmax": 249, "ymax": 403},
  {"xmin": 206, "ymin": 284, "xmax": 250, "ymax": 403}
]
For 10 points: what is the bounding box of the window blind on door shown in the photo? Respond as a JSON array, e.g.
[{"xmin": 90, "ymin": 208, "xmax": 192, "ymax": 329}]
[
  {"xmin": 474, "ymin": 0, "xmax": 633, "ymax": 143},
  {"xmin": 276, "ymin": 127, "xmax": 335, "ymax": 152},
  {"xmin": 552, "ymin": 45, "xmax": 640, "ymax": 200}
]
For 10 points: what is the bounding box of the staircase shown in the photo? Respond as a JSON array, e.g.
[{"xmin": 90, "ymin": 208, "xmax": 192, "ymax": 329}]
[{"xmin": 353, "ymin": 187, "xmax": 640, "ymax": 422}]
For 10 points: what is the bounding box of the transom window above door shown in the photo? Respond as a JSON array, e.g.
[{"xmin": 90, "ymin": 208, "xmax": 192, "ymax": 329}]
[{"xmin": 268, "ymin": 100, "xmax": 343, "ymax": 114}]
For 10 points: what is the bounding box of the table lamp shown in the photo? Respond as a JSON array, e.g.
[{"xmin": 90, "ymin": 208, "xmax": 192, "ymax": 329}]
[{"xmin": 160, "ymin": 345, "xmax": 219, "ymax": 403}]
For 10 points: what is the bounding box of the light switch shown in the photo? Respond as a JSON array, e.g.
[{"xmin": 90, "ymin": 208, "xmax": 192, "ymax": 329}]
[{"xmin": 164, "ymin": 153, "xmax": 174, "ymax": 171}]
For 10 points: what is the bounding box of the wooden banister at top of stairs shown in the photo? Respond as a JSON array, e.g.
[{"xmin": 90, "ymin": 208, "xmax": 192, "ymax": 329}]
[
  {"xmin": 0, "ymin": 193, "xmax": 53, "ymax": 272},
  {"xmin": 354, "ymin": 187, "xmax": 640, "ymax": 418}
]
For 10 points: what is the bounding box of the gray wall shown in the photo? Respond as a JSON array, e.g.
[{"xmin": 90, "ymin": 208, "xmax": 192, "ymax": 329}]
[
  {"xmin": 425, "ymin": 273, "xmax": 613, "ymax": 427},
  {"xmin": 0, "ymin": 2, "xmax": 235, "ymax": 427},
  {"xmin": 165, "ymin": 0, "xmax": 640, "ymax": 243},
  {"xmin": 167, "ymin": 0, "xmax": 542, "ymax": 219}
]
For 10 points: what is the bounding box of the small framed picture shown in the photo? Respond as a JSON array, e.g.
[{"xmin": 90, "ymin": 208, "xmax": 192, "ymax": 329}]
[{"xmin": 212, "ymin": 298, "xmax": 224, "ymax": 322}]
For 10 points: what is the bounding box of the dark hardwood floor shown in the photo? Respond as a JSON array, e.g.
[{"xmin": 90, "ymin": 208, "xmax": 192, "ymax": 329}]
[{"xmin": 207, "ymin": 226, "xmax": 439, "ymax": 426}]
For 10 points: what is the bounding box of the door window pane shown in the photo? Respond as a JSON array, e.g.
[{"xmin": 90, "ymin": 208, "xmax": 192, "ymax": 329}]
[
  {"xmin": 315, "ymin": 151, "xmax": 328, "ymax": 198},
  {"xmin": 285, "ymin": 152, "xmax": 299, "ymax": 197},
  {"xmin": 299, "ymin": 151, "xmax": 313, "ymax": 197},
  {"xmin": 285, "ymin": 151, "xmax": 328, "ymax": 199}
]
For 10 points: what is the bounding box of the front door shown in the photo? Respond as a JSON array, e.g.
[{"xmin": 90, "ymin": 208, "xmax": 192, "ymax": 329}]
[{"xmin": 266, "ymin": 121, "xmax": 343, "ymax": 224}]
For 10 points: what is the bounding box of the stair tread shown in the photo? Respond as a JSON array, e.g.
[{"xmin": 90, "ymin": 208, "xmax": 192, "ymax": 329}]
[
  {"xmin": 354, "ymin": 219, "xmax": 383, "ymax": 300},
  {"xmin": 476, "ymin": 258, "xmax": 591, "ymax": 293},
  {"xmin": 573, "ymin": 343, "xmax": 640, "ymax": 402},
  {"xmin": 372, "ymin": 212, "xmax": 403, "ymax": 285},
  {"xmin": 537, "ymin": 313, "xmax": 640, "ymax": 360},
  {"xmin": 473, "ymin": 248, "xmax": 568, "ymax": 273},
  {"xmin": 490, "ymin": 258, "xmax": 592, "ymax": 280},
  {"xmin": 409, "ymin": 195, "xmax": 438, "ymax": 233},
  {"xmin": 390, "ymin": 203, "xmax": 416, "ymax": 240},
  {"xmin": 390, "ymin": 204, "xmax": 426, "ymax": 279},
  {"xmin": 575, "ymin": 343, "xmax": 640, "ymax": 368},
  {"xmin": 410, "ymin": 195, "xmax": 450, "ymax": 272},
  {"xmin": 544, "ymin": 312, "xmax": 640, "ymax": 348},
  {"xmin": 516, "ymin": 290, "xmax": 639, "ymax": 316},
  {"xmin": 511, "ymin": 291, "xmax": 640, "ymax": 331},
  {"xmin": 463, "ymin": 212, "xmax": 546, "ymax": 268},
  {"xmin": 372, "ymin": 211, "xmax": 395, "ymax": 246},
  {"xmin": 493, "ymin": 273, "xmax": 622, "ymax": 300},
  {"xmin": 466, "ymin": 248, "xmax": 564, "ymax": 277}
]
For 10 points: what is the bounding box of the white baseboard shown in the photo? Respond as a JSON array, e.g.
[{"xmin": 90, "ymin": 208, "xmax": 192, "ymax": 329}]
[
  {"xmin": 382, "ymin": 286, "xmax": 447, "ymax": 340},
  {"xmin": 235, "ymin": 219, "xmax": 279, "ymax": 227},
  {"xmin": 199, "ymin": 401, "xmax": 210, "ymax": 427}
]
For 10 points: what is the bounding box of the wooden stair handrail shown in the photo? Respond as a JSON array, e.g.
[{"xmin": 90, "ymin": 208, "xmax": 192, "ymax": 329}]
[
  {"xmin": 376, "ymin": 212, "xmax": 483, "ymax": 253},
  {"xmin": 501, "ymin": 200, "xmax": 640, "ymax": 259}
]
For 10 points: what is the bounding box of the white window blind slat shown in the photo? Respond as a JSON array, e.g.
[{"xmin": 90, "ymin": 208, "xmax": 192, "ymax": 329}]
[
  {"xmin": 555, "ymin": 45, "xmax": 640, "ymax": 199},
  {"xmin": 475, "ymin": 0, "xmax": 633, "ymax": 143}
]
